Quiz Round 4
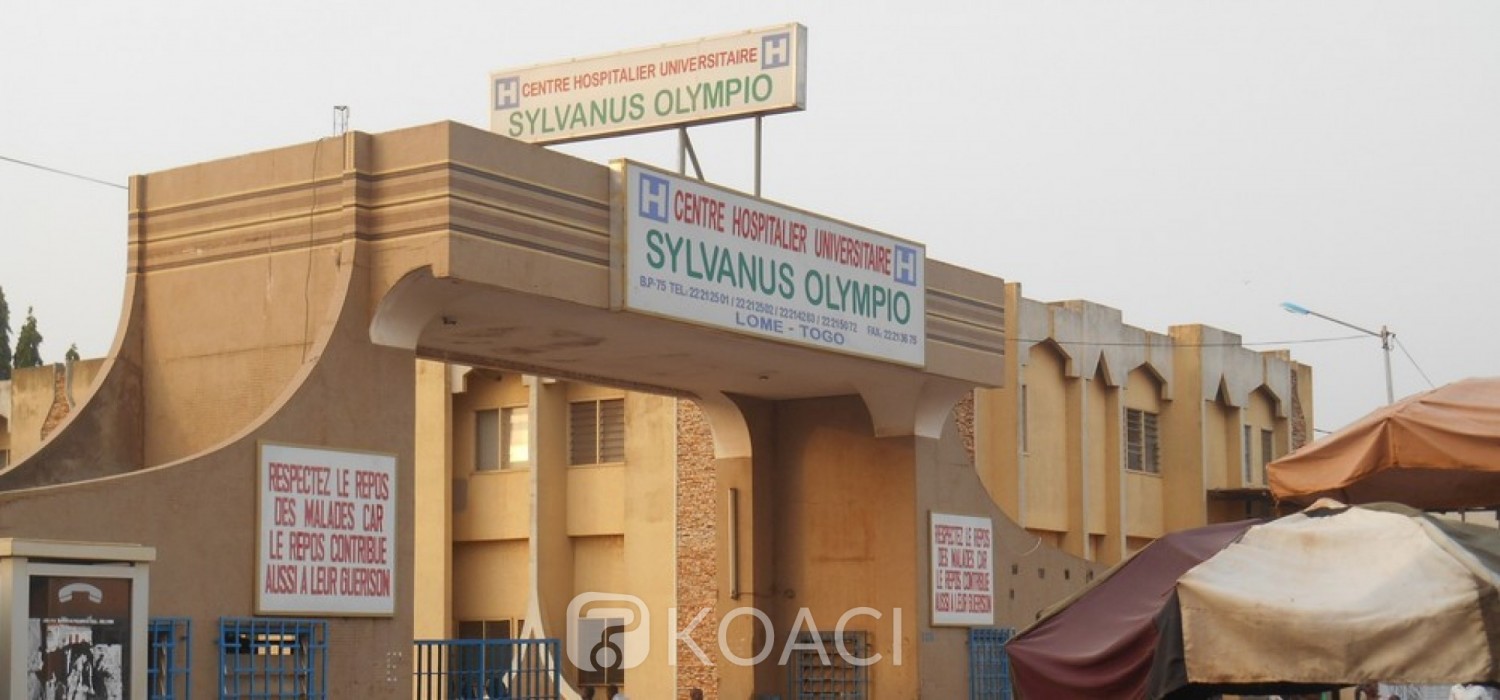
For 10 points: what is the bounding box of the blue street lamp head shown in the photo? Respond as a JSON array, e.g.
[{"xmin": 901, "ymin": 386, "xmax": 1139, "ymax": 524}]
[{"xmin": 1281, "ymin": 302, "xmax": 1311, "ymax": 315}]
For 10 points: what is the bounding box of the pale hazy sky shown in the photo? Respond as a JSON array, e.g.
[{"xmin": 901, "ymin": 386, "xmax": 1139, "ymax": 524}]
[{"xmin": 2, "ymin": 1, "xmax": 1496, "ymax": 432}]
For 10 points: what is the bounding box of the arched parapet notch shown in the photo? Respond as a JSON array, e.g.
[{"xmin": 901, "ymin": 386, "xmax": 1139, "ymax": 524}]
[
  {"xmin": 369, "ymin": 267, "xmax": 465, "ymax": 351},
  {"xmin": 857, "ymin": 375, "xmax": 975, "ymax": 439},
  {"xmin": 689, "ymin": 390, "xmax": 755, "ymax": 460}
]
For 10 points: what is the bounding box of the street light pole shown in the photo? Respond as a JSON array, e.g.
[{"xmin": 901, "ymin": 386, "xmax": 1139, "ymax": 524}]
[{"xmin": 1281, "ymin": 302, "xmax": 1395, "ymax": 405}]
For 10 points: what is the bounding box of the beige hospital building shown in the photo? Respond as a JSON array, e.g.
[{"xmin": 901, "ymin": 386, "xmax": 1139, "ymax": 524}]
[{"xmin": 0, "ymin": 121, "xmax": 1309, "ymax": 699}]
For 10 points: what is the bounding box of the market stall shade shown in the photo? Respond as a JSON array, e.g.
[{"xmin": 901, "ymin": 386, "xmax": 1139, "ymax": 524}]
[
  {"xmin": 1005, "ymin": 501, "xmax": 1500, "ymax": 700},
  {"xmin": 1268, "ymin": 377, "xmax": 1500, "ymax": 510}
]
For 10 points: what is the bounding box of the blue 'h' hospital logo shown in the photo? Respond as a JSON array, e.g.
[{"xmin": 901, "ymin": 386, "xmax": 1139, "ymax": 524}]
[
  {"xmin": 494, "ymin": 76, "xmax": 521, "ymax": 110},
  {"xmin": 893, "ymin": 245, "xmax": 919, "ymax": 286},
  {"xmin": 762, "ymin": 33, "xmax": 791, "ymax": 69},
  {"xmin": 637, "ymin": 173, "xmax": 671, "ymax": 223}
]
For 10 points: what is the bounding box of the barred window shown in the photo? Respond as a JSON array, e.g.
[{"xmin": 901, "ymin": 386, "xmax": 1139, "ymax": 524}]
[
  {"xmin": 569, "ymin": 399, "xmax": 625, "ymax": 465},
  {"xmin": 1125, "ymin": 409, "xmax": 1160, "ymax": 474},
  {"xmin": 218, "ymin": 618, "xmax": 326, "ymax": 700}
]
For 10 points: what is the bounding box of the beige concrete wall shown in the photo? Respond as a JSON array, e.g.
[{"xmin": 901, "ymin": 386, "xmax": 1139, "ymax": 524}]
[
  {"xmin": 453, "ymin": 539, "xmax": 529, "ymax": 623},
  {"xmin": 772, "ymin": 396, "xmax": 920, "ymax": 697},
  {"xmin": 1022, "ymin": 344, "xmax": 1070, "ymax": 533},
  {"xmin": 0, "ymin": 255, "xmax": 418, "ymax": 699},
  {"xmin": 414, "ymin": 359, "xmax": 453, "ymax": 639},
  {"xmin": 1085, "ymin": 372, "xmax": 1110, "ymax": 537},
  {"xmin": 915, "ymin": 398, "xmax": 1102, "ymax": 698},
  {"xmin": 433, "ymin": 375, "xmax": 681, "ymax": 697}
]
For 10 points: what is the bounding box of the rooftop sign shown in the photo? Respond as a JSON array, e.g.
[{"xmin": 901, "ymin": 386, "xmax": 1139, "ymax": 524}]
[
  {"xmin": 613, "ymin": 161, "xmax": 925, "ymax": 366},
  {"xmin": 491, "ymin": 24, "xmax": 807, "ymax": 144}
]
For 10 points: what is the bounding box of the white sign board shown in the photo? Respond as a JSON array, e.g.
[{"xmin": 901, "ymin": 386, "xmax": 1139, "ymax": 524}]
[
  {"xmin": 491, "ymin": 23, "xmax": 806, "ymax": 144},
  {"xmin": 257, "ymin": 443, "xmax": 397, "ymax": 616},
  {"xmin": 614, "ymin": 161, "xmax": 925, "ymax": 365},
  {"xmin": 930, "ymin": 513, "xmax": 994, "ymax": 626}
]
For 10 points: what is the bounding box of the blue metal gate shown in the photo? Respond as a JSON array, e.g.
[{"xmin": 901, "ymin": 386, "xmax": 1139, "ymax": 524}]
[
  {"xmin": 413, "ymin": 638, "xmax": 561, "ymax": 700},
  {"xmin": 969, "ymin": 627, "xmax": 1015, "ymax": 700}
]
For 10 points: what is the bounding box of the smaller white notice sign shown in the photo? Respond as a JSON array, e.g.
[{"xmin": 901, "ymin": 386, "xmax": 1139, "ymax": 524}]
[
  {"xmin": 257, "ymin": 443, "xmax": 397, "ymax": 616},
  {"xmin": 931, "ymin": 513, "xmax": 995, "ymax": 626}
]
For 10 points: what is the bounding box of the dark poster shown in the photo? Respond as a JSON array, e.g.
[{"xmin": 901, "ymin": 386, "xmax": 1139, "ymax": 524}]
[{"xmin": 26, "ymin": 575, "xmax": 131, "ymax": 700}]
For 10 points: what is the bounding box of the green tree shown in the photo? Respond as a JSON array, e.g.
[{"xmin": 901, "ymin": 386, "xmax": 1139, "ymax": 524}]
[
  {"xmin": 65, "ymin": 343, "xmax": 80, "ymax": 363},
  {"xmin": 0, "ymin": 286, "xmax": 11, "ymax": 380},
  {"xmin": 13, "ymin": 307, "xmax": 43, "ymax": 369}
]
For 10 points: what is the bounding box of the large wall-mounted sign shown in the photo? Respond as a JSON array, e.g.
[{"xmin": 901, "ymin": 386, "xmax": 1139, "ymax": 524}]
[
  {"xmin": 257, "ymin": 442, "xmax": 397, "ymax": 616},
  {"xmin": 613, "ymin": 161, "xmax": 926, "ymax": 366},
  {"xmin": 930, "ymin": 513, "xmax": 995, "ymax": 626},
  {"xmin": 490, "ymin": 23, "xmax": 806, "ymax": 144}
]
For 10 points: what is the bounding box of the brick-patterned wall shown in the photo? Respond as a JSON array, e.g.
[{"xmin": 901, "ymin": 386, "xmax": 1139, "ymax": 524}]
[
  {"xmin": 953, "ymin": 391, "xmax": 976, "ymax": 464},
  {"xmin": 40, "ymin": 364, "xmax": 70, "ymax": 441},
  {"xmin": 675, "ymin": 399, "xmax": 720, "ymax": 698},
  {"xmin": 1290, "ymin": 369, "xmax": 1308, "ymax": 449}
]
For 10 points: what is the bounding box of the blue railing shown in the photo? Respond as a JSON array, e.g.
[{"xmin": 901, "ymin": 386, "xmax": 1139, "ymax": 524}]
[{"xmin": 413, "ymin": 638, "xmax": 561, "ymax": 700}]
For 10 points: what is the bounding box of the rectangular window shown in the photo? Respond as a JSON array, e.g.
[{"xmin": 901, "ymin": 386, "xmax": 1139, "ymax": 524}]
[
  {"xmin": 455, "ymin": 620, "xmax": 517, "ymax": 698},
  {"xmin": 458, "ymin": 619, "xmax": 513, "ymax": 641},
  {"xmin": 1260, "ymin": 429, "xmax": 1274, "ymax": 483},
  {"xmin": 569, "ymin": 398, "xmax": 625, "ymax": 465},
  {"xmin": 218, "ymin": 618, "xmax": 327, "ymax": 700},
  {"xmin": 502, "ymin": 407, "xmax": 529, "ymax": 469},
  {"xmin": 476, "ymin": 409, "xmax": 499, "ymax": 471},
  {"xmin": 476, "ymin": 408, "xmax": 529, "ymax": 471},
  {"xmin": 1242, "ymin": 425, "xmax": 1254, "ymax": 484},
  {"xmin": 1019, "ymin": 386, "xmax": 1029, "ymax": 453},
  {"xmin": 1125, "ymin": 409, "xmax": 1160, "ymax": 474}
]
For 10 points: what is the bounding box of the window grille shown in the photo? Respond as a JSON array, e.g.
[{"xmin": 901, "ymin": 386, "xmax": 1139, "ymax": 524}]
[
  {"xmin": 969, "ymin": 627, "xmax": 1015, "ymax": 699},
  {"xmin": 218, "ymin": 618, "xmax": 326, "ymax": 700},
  {"xmin": 569, "ymin": 398, "xmax": 625, "ymax": 465},
  {"xmin": 149, "ymin": 617, "xmax": 191, "ymax": 700},
  {"xmin": 788, "ymin": 631, "xmax": 869, "ymax": 699},
  {"xmin": 1125, "ymin": 409, "xmax": 1159, "ymax": 474}
]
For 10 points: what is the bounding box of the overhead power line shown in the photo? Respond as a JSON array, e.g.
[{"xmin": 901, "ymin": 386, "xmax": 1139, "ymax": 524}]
[
  {"xmin": 1012, "ymin": 333, "xmax": 1369, "ymax": 348},
  {"xmin": 0, "ymin": 154, "xmax": 127, "ymax": 191},
  {"xmin": 1394, "ymin": 336, "xmax": 1436, "ymax": 389}
]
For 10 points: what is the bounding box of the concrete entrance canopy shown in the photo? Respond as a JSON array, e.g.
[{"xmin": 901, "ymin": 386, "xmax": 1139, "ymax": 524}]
[
  {"xmin": 0, "ymin": 120, "xmax": 1022, "ymax": 699},
  {"xmin": 362, "ymin": 122, "xmax": 1005, "ymax": 448}
]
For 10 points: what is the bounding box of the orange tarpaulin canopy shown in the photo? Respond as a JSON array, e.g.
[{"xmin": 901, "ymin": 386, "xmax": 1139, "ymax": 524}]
[{"xmin": 1269, "ymin": 377, "xmax": 1500, "ymax": 510}]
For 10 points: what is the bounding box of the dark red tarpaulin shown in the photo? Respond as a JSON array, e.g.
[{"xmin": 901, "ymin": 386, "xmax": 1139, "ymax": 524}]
[{"xmin": 1005, "ymin": 519, "xmax": 1257, "ymax": 700}]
